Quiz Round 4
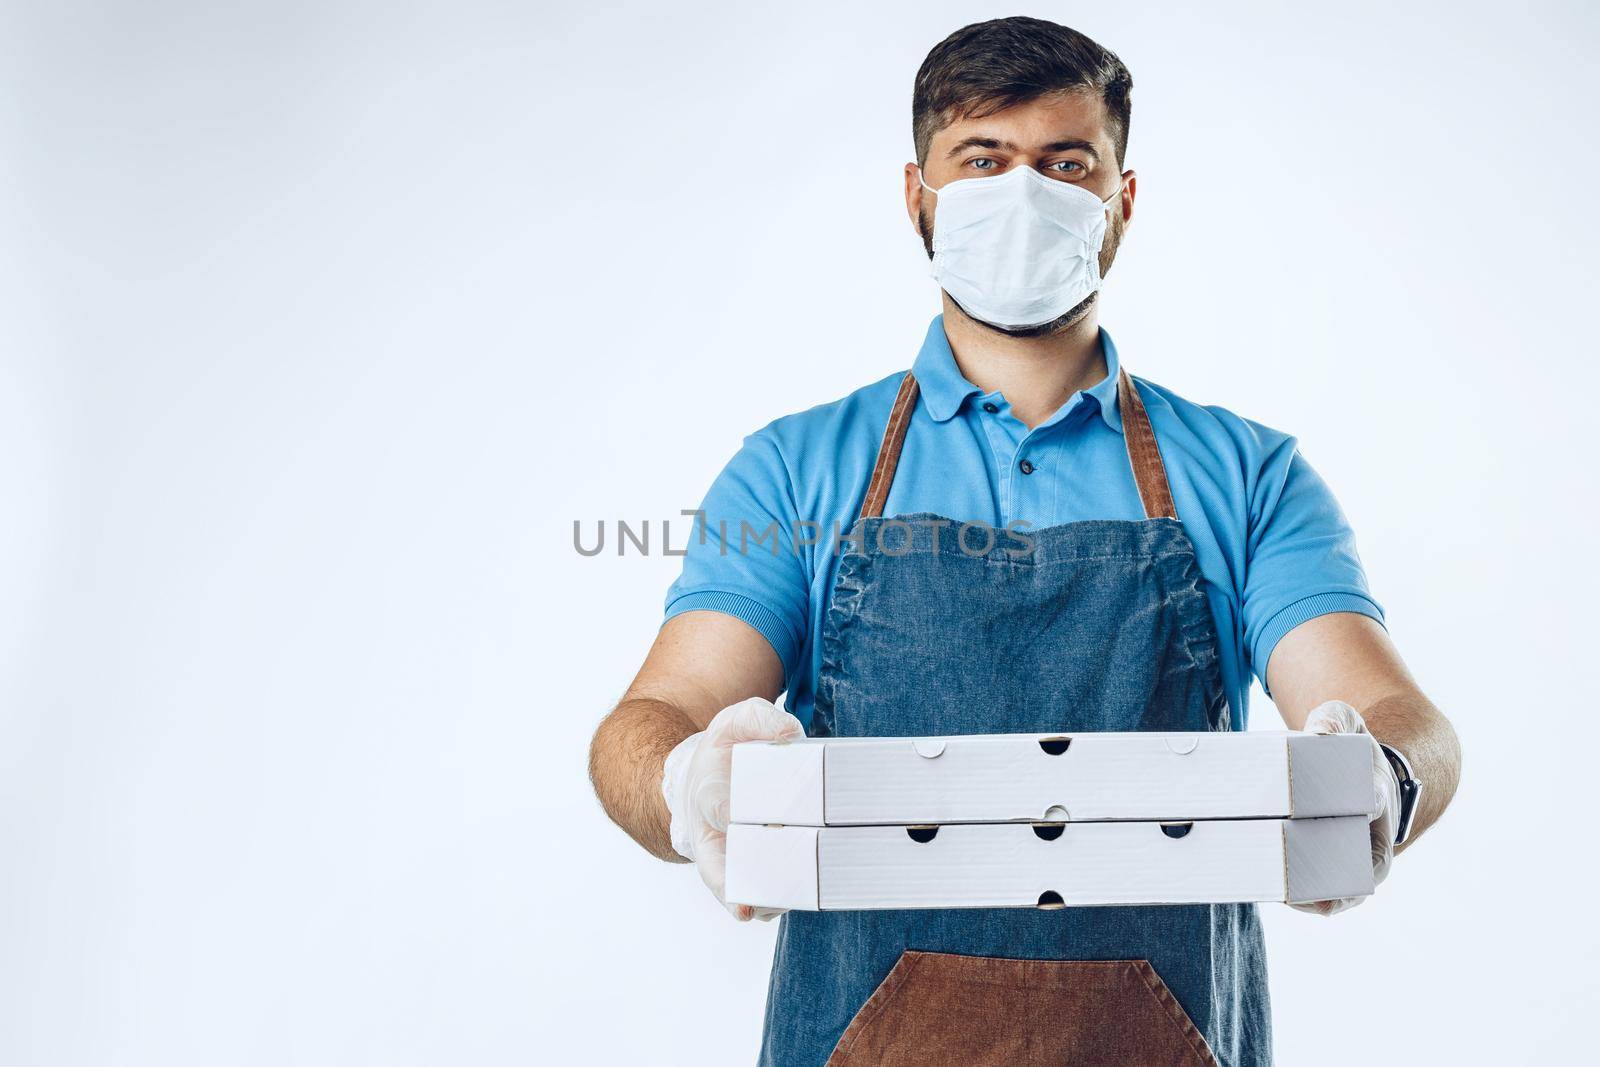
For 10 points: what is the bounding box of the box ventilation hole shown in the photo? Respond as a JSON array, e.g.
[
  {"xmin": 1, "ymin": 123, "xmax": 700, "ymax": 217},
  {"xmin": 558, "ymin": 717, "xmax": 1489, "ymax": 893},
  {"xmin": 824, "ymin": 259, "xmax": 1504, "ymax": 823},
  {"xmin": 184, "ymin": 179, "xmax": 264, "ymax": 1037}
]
[
  {"xmin": 1036, "ymin": 890, "xmax": 1066, "ymax": 909},
  {"xmin": 1032, "ymin": 823, "xmax": 1065, "ymax": 841},
  {"xmin": 1160, "ymin": 822, "xmax": 1194, "ymax": 839},
  {"xmin": 1038, "ymin": 737, "xmax": 1072, "ymax": 755},
  {"xmin": 905, "ymin": 826, "xmax": 939, "ymax": 843}
]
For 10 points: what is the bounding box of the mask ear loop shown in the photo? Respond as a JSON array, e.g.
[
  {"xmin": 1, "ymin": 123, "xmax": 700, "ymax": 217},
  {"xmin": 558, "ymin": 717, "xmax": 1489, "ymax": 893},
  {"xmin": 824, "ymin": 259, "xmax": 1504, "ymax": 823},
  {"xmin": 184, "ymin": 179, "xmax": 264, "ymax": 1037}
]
[{"xmin": 915, "ymin": 168, "xmax": 942, "ymax": 261}]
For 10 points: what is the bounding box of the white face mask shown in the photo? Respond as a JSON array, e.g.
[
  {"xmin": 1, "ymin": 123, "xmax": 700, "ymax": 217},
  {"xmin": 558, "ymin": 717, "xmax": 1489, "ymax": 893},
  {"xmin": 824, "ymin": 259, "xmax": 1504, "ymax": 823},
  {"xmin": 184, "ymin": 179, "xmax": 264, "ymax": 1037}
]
[{"xmin": 919, "ymin": 165, "xmax": 1123, "ymax": 330}]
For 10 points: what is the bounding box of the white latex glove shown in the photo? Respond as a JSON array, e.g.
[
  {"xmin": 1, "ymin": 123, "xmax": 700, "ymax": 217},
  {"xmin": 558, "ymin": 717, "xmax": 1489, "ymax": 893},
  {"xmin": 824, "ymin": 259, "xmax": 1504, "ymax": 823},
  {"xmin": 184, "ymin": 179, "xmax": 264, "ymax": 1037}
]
[
  {"xmin": 1290, "ymin": 699, "xmax": 1401, "ymax": 916},
  {"xmin": 661, "ymin": 697, "xmax": 805, "ymax": 921}
]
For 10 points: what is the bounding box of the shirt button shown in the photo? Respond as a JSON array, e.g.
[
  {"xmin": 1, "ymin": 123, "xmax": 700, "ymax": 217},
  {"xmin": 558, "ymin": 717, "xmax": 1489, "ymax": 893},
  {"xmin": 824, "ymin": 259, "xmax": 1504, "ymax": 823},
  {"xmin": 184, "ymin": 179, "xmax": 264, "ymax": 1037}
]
[
  {"xmin": 982, "ymin": 402, "xmax": 999, "ymax": 414},
  {"xmin": 1019, "ymin": 459, "xmax": 1035, "ymax": 475}
]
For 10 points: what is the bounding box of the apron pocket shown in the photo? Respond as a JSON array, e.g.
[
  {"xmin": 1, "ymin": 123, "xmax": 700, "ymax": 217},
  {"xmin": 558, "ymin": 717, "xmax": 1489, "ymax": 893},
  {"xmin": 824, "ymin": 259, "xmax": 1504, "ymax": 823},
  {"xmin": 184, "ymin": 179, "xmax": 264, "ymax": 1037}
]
[{"xmin": 826, "ymin": 951, "xmax": 1217, "ymax": 1067}]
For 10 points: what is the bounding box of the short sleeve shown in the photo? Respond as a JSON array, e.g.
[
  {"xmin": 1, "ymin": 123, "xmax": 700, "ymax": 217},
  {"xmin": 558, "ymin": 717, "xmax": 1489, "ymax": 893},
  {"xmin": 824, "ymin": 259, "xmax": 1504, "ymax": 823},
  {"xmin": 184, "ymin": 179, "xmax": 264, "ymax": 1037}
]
[
  {"xmin": 664, "ymin": 431, "xmax": 809, "ymax": 684},
  {"xmin": 1242, "ymin": 443, "xmax": 1384, "ymax": 692}
]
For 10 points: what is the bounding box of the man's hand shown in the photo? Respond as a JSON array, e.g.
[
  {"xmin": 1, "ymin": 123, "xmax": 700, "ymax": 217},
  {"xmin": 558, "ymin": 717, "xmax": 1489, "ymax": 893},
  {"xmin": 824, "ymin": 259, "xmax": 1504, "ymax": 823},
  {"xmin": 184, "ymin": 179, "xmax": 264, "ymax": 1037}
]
[
  {"xmin": 1290, "ymin": 699, "xmax": 1400, "ymax": 916},
  {"xmin": 589, "ymin": 611, "xmax": 784, "ymax": 865},
  {"xmin": 1267, "ymin": 612, "xmax": 1460, "ymax": 859},
  {"xmin": 662, "ymin": 697, "xmax": 805, "ymax": 921}
]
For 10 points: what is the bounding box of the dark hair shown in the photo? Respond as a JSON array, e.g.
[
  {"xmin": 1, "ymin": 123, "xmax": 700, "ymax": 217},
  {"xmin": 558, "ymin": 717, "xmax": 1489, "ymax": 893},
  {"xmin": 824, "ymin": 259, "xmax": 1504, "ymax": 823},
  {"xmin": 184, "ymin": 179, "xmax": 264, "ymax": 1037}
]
[{"xmin": 912, "ymin": 17, "xmax": 1133, "ymax": 167}]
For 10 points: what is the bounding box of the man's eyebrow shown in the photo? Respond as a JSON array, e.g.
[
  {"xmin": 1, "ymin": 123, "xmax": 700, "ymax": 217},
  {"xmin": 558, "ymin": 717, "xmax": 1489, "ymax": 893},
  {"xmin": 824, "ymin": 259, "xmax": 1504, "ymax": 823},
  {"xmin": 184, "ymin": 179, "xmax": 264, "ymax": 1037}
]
[
  {"xmin": 1042, "ymin": 139, "xmax": 1100, "ymax": 160},
  {"xmin": 944, "ymin": 136, "xmax": 1017, "ymax": 158},
  {"xmin": 944, "ymin": 135, "xmax": 1101, "ymax": 160}
]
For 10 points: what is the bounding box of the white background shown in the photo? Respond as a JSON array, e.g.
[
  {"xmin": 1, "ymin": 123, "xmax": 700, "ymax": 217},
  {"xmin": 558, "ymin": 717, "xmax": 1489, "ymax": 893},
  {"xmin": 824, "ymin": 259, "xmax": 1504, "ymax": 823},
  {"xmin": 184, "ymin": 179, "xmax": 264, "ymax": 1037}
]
[{"xmin": 2, "ymin": 2, "xmax": 1595, "ymax": 1064}]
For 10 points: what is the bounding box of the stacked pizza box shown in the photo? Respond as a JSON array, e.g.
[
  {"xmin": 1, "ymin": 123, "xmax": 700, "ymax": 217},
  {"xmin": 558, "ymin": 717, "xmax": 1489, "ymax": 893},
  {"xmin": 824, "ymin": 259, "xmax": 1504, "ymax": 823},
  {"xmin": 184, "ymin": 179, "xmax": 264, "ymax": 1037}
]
[{"xmin": 724, "ymin": 732, "xmax": 1377, "ymax": 911}]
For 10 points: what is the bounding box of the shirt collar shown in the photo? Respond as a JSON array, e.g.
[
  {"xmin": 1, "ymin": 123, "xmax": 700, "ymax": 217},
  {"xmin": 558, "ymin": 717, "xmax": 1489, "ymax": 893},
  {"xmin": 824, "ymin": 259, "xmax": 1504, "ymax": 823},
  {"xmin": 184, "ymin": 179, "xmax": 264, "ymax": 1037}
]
[{"xmin": 912, "ymin": 314, "xmax": 1125, "ymax": 433}]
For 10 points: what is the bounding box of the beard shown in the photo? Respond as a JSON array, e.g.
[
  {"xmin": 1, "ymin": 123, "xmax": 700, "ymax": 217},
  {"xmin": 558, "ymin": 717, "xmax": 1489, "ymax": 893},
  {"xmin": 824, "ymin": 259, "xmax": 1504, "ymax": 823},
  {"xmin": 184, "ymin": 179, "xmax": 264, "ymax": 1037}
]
[{"xmin": 918, "ymin": 202, "xmax": 1125, "ymax": 338}]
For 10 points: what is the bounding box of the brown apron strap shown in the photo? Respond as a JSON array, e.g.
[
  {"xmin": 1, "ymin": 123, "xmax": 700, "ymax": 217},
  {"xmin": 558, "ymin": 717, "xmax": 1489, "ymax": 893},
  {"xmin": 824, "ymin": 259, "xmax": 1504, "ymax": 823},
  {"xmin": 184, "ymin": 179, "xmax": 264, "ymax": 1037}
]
[
  {"xmin": 857, "ymin": 368, "xmax": 1177, "ymax": 523},
  {"xmin": 1117, "ymin": 368, "xmax": 1178, "ymax": 520},
  {"xmin": 858, "ymin": 372, "xmax": 920, "ymax": 520}
]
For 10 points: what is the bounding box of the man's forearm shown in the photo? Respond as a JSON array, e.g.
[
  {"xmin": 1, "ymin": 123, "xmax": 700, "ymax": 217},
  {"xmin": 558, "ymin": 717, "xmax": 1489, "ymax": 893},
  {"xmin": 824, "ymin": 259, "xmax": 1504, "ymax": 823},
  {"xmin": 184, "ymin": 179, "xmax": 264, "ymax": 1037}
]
[
  {"xmin": 1360, "ymin": 690, "xmax": 1462, "ymax": 853},
  {"xmin": 589, "ymin": 697, "xmax": 698, "ymax": 863}
]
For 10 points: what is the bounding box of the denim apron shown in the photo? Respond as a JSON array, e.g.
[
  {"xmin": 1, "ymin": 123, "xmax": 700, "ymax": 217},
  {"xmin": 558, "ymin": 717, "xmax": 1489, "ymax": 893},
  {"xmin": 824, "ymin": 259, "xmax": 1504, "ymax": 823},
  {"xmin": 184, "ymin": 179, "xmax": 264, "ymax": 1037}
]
[{"xmin": 757, "ymin": 370, "xmax": 1270, "ymax": 1066}]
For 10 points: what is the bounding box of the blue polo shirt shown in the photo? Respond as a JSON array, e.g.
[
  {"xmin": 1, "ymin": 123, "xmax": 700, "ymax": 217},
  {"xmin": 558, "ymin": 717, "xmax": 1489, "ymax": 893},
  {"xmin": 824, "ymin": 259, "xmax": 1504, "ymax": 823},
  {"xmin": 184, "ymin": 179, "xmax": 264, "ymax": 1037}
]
[{"xmin": 665, "ymin": 315, "xmax": 1383, "ymax": 730}]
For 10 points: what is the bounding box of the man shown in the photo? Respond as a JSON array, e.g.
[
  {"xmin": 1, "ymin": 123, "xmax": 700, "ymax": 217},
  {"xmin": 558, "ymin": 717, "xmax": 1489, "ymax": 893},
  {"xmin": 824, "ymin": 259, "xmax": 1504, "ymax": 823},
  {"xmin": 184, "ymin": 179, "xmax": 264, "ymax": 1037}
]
[{"xmin": 590, "ymin": 16, "xmax": 1460, "ymax": 1066}]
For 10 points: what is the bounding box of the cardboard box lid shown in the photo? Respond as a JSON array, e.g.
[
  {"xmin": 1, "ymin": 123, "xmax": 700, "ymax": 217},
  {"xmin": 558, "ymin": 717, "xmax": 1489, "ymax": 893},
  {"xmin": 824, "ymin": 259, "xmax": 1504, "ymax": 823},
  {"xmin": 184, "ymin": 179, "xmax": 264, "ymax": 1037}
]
[{"xmin": 730, "ymin": 731, "xmax": 1374, "ymax": 827}]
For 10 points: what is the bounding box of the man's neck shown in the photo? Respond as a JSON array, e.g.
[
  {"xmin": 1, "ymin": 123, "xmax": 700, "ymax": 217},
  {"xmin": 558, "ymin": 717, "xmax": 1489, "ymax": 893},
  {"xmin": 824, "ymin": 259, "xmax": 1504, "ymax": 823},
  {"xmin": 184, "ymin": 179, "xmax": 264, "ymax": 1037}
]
[{"xmin": 940, "ymin": 296, "xmax": 1107, "ymax": 429}]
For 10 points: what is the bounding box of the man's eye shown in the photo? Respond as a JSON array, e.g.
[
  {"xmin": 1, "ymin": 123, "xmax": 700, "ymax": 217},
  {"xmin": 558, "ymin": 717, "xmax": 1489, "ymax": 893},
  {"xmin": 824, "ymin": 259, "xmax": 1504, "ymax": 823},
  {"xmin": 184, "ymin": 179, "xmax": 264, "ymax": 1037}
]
[
  {"xmin": 1046, "ymin": 160, "xmax": 1086, "ymax": 176},
  {"xmin": 970, "ymin": 158, "xmax": 998, "ymax": 171}
]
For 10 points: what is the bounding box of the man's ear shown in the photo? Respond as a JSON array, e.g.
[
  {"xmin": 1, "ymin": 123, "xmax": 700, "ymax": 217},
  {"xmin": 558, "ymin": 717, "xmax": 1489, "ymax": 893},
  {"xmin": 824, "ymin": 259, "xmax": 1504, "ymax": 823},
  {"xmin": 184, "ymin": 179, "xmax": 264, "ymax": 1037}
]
[
  {"xmin": 1116, "ymin": 170, "xmax": 1138, "ymax": 226},
  {"xmin": 904, "ymin": 163, "xmax": 926, "ymax": 234}
]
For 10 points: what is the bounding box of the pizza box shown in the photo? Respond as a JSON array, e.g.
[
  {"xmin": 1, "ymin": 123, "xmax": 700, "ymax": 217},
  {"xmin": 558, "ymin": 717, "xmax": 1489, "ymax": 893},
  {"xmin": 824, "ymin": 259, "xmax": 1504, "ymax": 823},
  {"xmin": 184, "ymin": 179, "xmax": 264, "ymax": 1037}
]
[
  {"xmin": 724, "ymin": 816, "xmax": 1373, "ymax": 911},
  {"xmin": 729, "ymin": 731, "xmax": 1373, "ymax": 826}
]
